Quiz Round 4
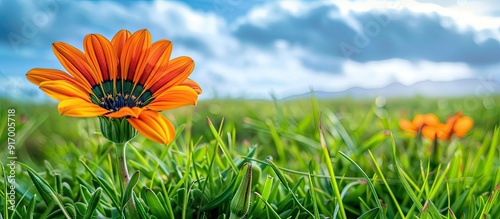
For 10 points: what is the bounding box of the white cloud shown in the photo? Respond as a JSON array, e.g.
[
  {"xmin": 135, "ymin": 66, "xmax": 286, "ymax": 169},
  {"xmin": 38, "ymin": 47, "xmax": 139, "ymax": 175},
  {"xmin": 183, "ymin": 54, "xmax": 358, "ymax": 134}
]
[{"xmin": 342, "ymin": 59, "xmax": 474, "ymax": 87}]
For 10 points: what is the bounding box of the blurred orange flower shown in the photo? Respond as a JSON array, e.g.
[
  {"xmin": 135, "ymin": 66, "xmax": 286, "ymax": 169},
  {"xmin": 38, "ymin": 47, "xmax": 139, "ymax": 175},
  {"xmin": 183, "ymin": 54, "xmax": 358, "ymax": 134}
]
[
  {"xmin": 446, "ymin": 111, "xmax": 474, "ymax": 138},
  {"xmin": 399, "ymin": 113, "xmax": 440, "ymax": 136},
  {"xmin": 400, "ymin": 111, "xmax": 473, "ymax": 140},
  {"xmin": 421, "ymin": 123, "xmax": 451, "ymax": 140}
]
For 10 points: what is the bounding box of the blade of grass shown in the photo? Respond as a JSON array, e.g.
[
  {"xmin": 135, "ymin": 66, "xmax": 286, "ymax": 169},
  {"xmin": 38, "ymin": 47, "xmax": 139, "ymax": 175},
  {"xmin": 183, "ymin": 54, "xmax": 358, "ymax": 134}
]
[
  {"xmin": 254, "ymin": 192, "xmax": 281, "ymax": 219},
  {"xmin": 144, "ymin": 189, "xmax": 169, "ymax": 219},
  {"xmin": 182, "ymin": 143, "xmax": 192, "ymax": 219},
  {"xmin": 428, "ymin": 162, "xmax": 450, "ymax": 201},
  {"xmin": 83, "ymin": 187, "xmax": 102, "ymax": 219},
  {"xmin": 265, "ymin": 158, "xmax": 314, "ymax": 218},
  {"xmin": 368, "ymin": 150, "xmax": 406, "ymax": 218},
  {"xmin": 207, "ymin": 117, "xmax": 238, "ymax": 173},
  {"xmin": 357, "ymin": 207, "xmax": 380, "ymax": 219},
  {"xmin": 339, "ymin": 151, "xmax": 383, "ymax": 219},
  {"xmin": 480, "ymin": 182, "xmax": 500, "ymax": 217},
  {"xmin": 266, "ymin": 120, "xmax": 285, "ymax": 161},
  {"xmin": 483, "ymin": 126, "xmax": 499, "ymax": 178},
  {"xmin": 422, "ymin": 199, "xmax": 444, "ymax": 218},
  {"xmin": 326, "ymin": 111, "xmax": 356, "ymax": 151},
  {"xmin": 319, "ymin": 121, "xmax": 347, "ymax": 219},
  {"xmin": 121, "ymin": 170, "xmax": 139, "ymax": 210},
  {"xmin": 26, "ymin": 194, "xmax": 37, "ymax": 219},
  {"xmin": 79, "ymin": 159, "xmax": 121, "ymax": 210},
  {"xmin": 134, "ymin": 195, "xmax": 149, "ymax": 219},
  {"xmin": 389, "ymin": 133, "xmax": 424, "ymax": 212},
  {"xmin": 200, "ymin": 144, "xmax": 218, "ymax": 200},
  {"xmin": 253, "ymin": 174, "xmax": 274, "ymax": 214},
  {"xmin": 200, "ymin": 177, "xmax": 237, "ymax": 211},
  {"xmin": 407, "ymin": 160, "xmax": 431, "ymax": 217},
  {"xmin": 159, "ymin": 178, "xmax": 175, "ymax": 219},
  {"xmin": 25, "ymin": 169, "xmax": 72, "ymax": 219},
  {"xmin": 245, "ymin": 157, "xmax": 385, "ymax": 182},
  {"xmin": 307, "ymin": 161, "xmax": 320, "ymax": 219},
  {"xmin": 1, "ymin": 162, "xmax": 8, "ymax": 219}
]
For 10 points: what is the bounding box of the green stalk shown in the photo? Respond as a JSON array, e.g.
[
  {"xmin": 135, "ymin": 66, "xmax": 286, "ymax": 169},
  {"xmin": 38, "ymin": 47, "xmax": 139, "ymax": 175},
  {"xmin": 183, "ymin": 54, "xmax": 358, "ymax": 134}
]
[
  {"xmin": 115, "ymin": 142, "xmax": 139, "ymax": 219},
  {"xmin": 319, "ymin": 122, "xmax": 346, "ymax": 219}
]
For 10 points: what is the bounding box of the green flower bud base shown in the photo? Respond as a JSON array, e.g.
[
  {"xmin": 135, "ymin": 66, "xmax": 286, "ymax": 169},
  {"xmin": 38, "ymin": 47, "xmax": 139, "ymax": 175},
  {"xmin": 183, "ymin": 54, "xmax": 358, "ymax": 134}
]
[
  {"xmin": 98, "ymin": 117, "xmax": 137, "ymax": 143},
  {"xmin": 230, "ymin": 163, "xmax": 253, "ymax": 219}
]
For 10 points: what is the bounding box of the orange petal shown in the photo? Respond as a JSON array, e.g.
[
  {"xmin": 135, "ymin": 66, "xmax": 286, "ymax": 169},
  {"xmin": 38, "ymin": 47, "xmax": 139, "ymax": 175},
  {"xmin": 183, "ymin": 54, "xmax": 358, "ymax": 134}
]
[
  {"xmin": 412, "ymin": 114, "xmax": 425, "ymax": 128},
  {"xmin": 423, "ymin": 114, "xmax": 440, "ymax": 126},
  {"xmin": 453, "ymin": 116, "xmax": 473, "ymax": 138},
  {"xmin": 149, "ymin": 56, "xmax": 195, "ymax": 95},
  {"xmin": 421, "ymin": 126, "xmax": 437, "ymax": 140},
  {"xmin": 111, "ymin": 30, "xmax": 131, "ymax": 62},
  {"xmin": 436, "ymin": 124, "xmax": 452, "ymax": 140},
  {"xmin": 422, "ymin": 124, "xmax": 451, "ymax": 140},
  {"xmin": 58, "ymin": 98, "xmax": 109, "ymax": 117},
  {"xmin": 106, "ymin": 106, "xmax": 144, "ymax": 118},
  {"xmin": 39, "ymin": 80, "xmax": 90, "ymax": 101},
  {"xmin": 127, "ymin": 110, "xmax": 176, "ymax": 144},
  {"xmin": 84, "ymin": 33, "xmax": 117, "ymax": 82},
  {"xmin": 27, "ymin": 68, "xmax": 73, "ymax": 85},
  {"xmin": 139, "ymin": 40, "xmax": 173, "ymax": 87},
  {"xmin": 179, "ymin": 78, "xmax": 202, "ymax": 94},
  {"xmin": 146, "ymin": 86, "xmax": 198, "ymax": 111},
  {"xmin": 399, "ymin": 119, "xmax": 417, "ymax": 132},
  {"xmin": 26, "ymin": 68, "xmax": 91, "ymax": 93},
  {"xmin": 446, "ymin": 111, "xmax": 463, "ymax": 125},
  {"xmin": 52, "ymin": 42, "xmax": 96, "ymax": 87},
  {"xmin": 120, "ymin": 29, "xmax": 151, "ymax": 82}
]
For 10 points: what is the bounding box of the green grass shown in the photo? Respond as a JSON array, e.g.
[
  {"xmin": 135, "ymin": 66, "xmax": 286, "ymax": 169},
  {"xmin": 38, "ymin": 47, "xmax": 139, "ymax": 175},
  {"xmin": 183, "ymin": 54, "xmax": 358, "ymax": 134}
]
[{"xmin": 1, "ymin": 95, "xmax": 499, "ymax": 218}]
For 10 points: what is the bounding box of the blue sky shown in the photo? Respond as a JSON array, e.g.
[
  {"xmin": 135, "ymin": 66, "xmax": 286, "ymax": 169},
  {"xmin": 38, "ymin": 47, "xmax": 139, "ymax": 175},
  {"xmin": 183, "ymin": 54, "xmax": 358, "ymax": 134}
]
[{"xmin": 1, "ymin": 0, "xmax": 499, "ymax": 99}]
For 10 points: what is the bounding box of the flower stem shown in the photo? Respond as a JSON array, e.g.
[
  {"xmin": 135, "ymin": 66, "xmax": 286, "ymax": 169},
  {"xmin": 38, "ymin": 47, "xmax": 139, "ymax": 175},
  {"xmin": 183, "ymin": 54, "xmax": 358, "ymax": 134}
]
[{"xmin": 115, "ymin": 142, "xmax": 139, "ymax": 219}]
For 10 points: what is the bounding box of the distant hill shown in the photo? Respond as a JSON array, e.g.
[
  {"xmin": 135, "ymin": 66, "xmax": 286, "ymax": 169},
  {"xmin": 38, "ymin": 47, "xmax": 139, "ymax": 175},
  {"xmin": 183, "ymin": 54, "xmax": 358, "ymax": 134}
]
[{"xmin": 285, "ymin": 79, "xmax": 500, "ymax": 100}]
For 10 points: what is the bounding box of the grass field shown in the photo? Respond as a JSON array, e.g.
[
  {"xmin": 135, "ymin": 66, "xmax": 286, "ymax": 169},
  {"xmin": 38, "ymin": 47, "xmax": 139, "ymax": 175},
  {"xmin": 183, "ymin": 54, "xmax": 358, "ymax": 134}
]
[{"xmin": 1, "ymin": 95, "xmax": 500, "ymax": 218}]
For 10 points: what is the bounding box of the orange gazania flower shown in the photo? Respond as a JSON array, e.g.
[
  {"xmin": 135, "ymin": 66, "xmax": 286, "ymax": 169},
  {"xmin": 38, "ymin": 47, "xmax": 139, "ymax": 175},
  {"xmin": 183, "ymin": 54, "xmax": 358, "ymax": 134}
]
[
  {"xmin": 421, "ymin": 111, "xmax": 473, "ymax": 140},
  {"xmin": 399, "ymin": 113, "xmax": 440, "ymax": 136},
  {"xmin": 445, "ymin": 111, "xmax": 474, "ymax": 138},
  {"xmin": 26, "ymin": 29, "xmax": 201, "ymax": 144},
  {"xmin": 420, "ymin": 122, "xmax": 452, "ymax": 140}
]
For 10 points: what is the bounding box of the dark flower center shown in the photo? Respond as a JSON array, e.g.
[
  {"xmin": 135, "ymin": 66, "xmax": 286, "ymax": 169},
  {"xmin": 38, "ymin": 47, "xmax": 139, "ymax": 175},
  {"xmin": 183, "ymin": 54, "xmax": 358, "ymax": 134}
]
[
  {"xmin": 100, "ymin": 93, "xmax": 144, "ymax": 111},
  {"xmin": 90, "ymin": 80, "xmax": 153, "ymax": 111}
]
